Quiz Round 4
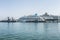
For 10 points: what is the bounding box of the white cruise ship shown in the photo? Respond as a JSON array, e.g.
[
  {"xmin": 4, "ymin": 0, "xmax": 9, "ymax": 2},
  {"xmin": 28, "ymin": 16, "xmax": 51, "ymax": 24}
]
[{"xmin": 18, "ymin": 14, "xmax": 45, "ymax": 22}]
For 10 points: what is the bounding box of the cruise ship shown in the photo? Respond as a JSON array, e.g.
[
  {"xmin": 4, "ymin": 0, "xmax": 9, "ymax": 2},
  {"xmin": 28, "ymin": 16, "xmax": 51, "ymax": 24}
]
[
  {"xmin": 18, "ymin": 13, "xmax": 60, "ymax": 23},
  {"xmin": 18, "ymin": 14, "xmax": 45, "ymax": 22}
]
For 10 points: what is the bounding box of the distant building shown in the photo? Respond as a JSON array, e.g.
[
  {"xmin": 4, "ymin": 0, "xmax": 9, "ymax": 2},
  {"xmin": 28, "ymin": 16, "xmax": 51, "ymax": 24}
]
[
  {"xmin": 41, "ymin": 12, "xmax": 58, "ymax": 19},
  {"xmin": 41, "ymin": 12, "xmax": 54, "ymax": 19}
]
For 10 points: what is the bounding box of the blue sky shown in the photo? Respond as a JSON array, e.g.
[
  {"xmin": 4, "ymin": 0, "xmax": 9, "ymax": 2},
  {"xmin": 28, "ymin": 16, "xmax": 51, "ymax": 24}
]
[{"xmin": 0, "ymin": 0, "xmax": 60, "ymax": 19}]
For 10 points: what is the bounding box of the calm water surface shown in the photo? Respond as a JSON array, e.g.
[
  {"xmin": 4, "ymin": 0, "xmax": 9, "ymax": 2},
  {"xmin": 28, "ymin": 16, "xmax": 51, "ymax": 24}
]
[{"xmin": 0, "ymin": 22, "xmax": 60, "ymax": 40}]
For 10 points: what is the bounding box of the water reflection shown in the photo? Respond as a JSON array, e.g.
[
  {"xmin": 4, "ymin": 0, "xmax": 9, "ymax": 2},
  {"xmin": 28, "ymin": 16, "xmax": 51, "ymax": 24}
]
[
  {"xmin": 0, "ymin": 23, "xmax": 60, "ymax": 40},
  {"xmin": 43, "ymin": 23, "xmax": 59, "ymax": 40},
  {"xmin": 23, "ymin": 23, "xmax": 38, "ymax": 34},
  {"xmin": 43, "ymin": 23, "xmax": 48, "ymax": 40}
]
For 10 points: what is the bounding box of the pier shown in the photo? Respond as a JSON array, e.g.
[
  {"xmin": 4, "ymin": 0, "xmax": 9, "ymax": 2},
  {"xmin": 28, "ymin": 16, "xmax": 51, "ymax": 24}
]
[{"xmin": 0, "ymin": 17, "xmax": 16, "ymax": 23}]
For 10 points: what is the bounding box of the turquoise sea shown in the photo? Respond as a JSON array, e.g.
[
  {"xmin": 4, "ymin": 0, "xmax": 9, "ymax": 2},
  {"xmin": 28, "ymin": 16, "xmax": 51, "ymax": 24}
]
[{"xmin": 0, "ymin": 22, "xmax": 60, "ymax": 40}]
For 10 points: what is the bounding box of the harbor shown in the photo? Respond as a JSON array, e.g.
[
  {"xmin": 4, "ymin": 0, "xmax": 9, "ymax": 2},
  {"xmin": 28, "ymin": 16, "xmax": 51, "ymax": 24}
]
[
  {"xmin": 0, "ymin": 13, "xmax": 60, "ymax": 23},
  {"xmin": 0, "ymin": 12, "xmax": 58, "ymax": 23}
]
